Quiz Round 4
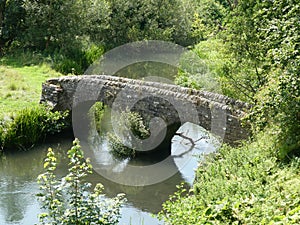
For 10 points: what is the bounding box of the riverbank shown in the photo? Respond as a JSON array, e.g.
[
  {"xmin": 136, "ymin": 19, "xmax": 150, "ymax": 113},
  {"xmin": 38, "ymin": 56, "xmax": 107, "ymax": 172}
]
[
  {"xmin": 158, "ymin": 130, "xmax": 300, "ymax": 224},
  {"xmin": 0, "ymin": 52, "xmax": 69, "ymax": 151}
]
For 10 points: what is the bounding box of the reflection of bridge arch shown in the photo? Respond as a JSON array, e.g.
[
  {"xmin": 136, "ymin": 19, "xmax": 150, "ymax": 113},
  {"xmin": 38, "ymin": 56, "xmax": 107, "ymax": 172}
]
[
  {"xmin": 85, "ymin": 150, "xmax": 189, "ymax": 214},
  {"xmin": 41, "ymin": 75, "xmax": 250, "ymax": 146},
  {"xmin": 81, "ymin": 121, "xmax": 213, "ymax": 215}
]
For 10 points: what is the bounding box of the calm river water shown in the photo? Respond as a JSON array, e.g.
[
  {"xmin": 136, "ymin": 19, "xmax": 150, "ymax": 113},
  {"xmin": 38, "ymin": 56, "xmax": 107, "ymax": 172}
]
[{"xmin": 0, "ymin": 122, "xmax": 217, "ymax": 225}]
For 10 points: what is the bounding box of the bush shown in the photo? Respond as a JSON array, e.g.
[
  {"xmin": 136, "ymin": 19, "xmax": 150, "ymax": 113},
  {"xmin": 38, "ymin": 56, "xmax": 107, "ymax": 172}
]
[
  {"xmin": 158, "ymin": 131, "xmax": 300, "ymax": 224},
  {"xmin": 89, "ymin": 102, "xmax": 106, "ymax": 133},
  {"xmin": 247, "ymin": 68, "xmax": 300, "ymax": 159},
  {"xmin": 37, "ymin": 139, "xmax": 126, "ymax": 225},
  {"xmin": 176, "ymin": 39, "xmax": 228, "ymax": 94},
  {"xmin": 107, "ymin": 133, "xmax": 136, "ymax": 159},
  {"xmin": 52, "ymin": 46, "xmax": 88, "ymax": 75},
  {"xmin": 51, "ymin": 43, "xmax": 105, "ymax": 75},
  {"xmin": 0, "ymin": 105, "xmax": 69, "ymax": 150},
  {"xmin": 107, "ymin": 110, "xmax": 150, "ymax": 159},
  {"xmin": 189, "ymin": 0, "xmax": 226, "ymax": 42},
  {"xmin": 85, "ymin": 44, "xmax": 105, "ymax": 65}
]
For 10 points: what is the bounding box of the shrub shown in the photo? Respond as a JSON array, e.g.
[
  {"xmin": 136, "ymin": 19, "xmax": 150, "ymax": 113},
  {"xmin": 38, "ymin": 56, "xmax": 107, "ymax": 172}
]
[
  {"xmin": 0, "ymin": 105, "xmax": 69, "ymax": 150},
  {"xmin": 247, "ymin": 68, "xmax": 300, "ymax": 159},
  {"xmin": 52, "ymin": 47, "xmax": 88, "ymax": 75},
  {"xmin": 51, "ymin": 44, "xmax": 105, "ymax": 75},
  {"xmin": 85, "ymin": 44, "xmax": 105, "ymax": 65},
  {"xmin": 107, "ymin": 110, "xmax": 150, "ymax": 159},
  {"xmin": 107, "ymin": 133, "xmax": 136, "ymax": 159},
  {"xmin": 158, "ymin": 131, "xmax": 300, "ymax": 224},
  {"xmin": 176, "ymin": 39, "xmax": 228, "ymax": 94},
  {"xmin": 37, "ymin": 139, "xmax": 126, "ymax": 225},
  {"xmin": 89, "ymin": 102, "xmax": 106, "ymax": 133}
]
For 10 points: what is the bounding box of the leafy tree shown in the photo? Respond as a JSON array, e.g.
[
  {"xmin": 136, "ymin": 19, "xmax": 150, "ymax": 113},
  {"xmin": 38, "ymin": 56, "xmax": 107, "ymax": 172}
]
[
  {"xmin": 220, "ymin": 0, "xmax": 299, "ymax": 157},
  {"xmin": 0, "ymin": 0, "xmax": 26, "ymax": 53},
  {"xmin": 219, "ymin": 0, "xmax": 270, "ymax": 101},
  {"xmin": 22, "ymin": 0, "xmax": 85, "ymax": 50},
  {"xmin": 247, "ymin": 0, "xmax": 300, "ymax": 158},
  {"xmin": 95, "ymin": 0, "xmax": 197, "ymax": 49}
]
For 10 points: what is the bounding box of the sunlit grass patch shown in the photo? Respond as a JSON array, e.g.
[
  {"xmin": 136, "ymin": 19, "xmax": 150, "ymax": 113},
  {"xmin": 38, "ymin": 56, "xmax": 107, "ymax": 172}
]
[{"xmin": 0, "ymin": 62, "xmax": 62, "ymax": 117}]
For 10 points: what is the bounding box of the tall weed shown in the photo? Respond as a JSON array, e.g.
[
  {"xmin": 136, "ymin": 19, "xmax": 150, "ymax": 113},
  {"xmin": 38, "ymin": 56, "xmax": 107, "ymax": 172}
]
[{"xmin": 37, "ymin": 139, "xmax": 126, "ymax": 224}]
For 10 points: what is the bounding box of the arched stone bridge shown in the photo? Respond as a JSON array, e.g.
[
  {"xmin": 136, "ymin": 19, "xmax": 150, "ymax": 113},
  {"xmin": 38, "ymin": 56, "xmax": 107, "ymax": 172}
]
[{"xmin": 40, "ymin": 75, "xmax": 250, "ymax": 147}]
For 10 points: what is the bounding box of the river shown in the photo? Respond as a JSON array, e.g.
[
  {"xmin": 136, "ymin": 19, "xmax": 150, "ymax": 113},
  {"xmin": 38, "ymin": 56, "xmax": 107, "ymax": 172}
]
[{"xmin": 0, "ymin": 122, "xmax": 218, "ymax": 225}]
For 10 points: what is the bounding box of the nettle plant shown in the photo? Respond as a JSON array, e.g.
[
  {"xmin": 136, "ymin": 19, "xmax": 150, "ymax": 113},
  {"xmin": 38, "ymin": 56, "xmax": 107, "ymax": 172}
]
[{"xmin": 37, "ymin": 139, "xmax": 126, "ymax": 225}]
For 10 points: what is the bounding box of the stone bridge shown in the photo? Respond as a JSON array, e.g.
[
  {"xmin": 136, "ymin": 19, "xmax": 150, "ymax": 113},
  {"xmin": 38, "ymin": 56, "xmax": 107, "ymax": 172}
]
[{"xmin": 40, "ymin": 75, "xmax": 250, "ymax": 150}]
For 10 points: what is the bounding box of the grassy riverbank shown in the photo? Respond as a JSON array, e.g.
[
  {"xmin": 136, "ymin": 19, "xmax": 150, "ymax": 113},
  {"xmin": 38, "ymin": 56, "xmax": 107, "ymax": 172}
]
[
  {"xmin": 158, "ymin": 130, "xmax": 300, "ymax": 224},
  {"xmin": 0, "ymin": 52, "xmax": 69, "ymax": 151}
]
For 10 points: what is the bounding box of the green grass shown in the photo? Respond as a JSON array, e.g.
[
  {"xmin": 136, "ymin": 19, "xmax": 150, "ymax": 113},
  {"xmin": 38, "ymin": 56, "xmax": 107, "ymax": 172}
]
[
  {"xmin": 0, "ymin": 53, "xmax": 62, "ymax": 117},
  {"xmin": 0, "ymin": 52, "xmax": 68, "ymax": 151}
]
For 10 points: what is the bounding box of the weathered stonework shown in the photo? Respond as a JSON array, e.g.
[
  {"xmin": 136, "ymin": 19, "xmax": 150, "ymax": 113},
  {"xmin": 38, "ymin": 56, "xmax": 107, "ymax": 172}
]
[{"xmin": 40, "ymin": 75, "xmax": 251, "ymax": 145}]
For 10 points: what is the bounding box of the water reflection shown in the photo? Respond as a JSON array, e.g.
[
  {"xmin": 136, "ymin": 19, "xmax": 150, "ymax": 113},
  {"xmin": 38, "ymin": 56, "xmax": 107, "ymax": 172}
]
[
  {"xmin": 114, "ymin": 61, "xmax": 178, "ymax": 81},
  {"xmin": 0, "ymin": 123, "xmax": 217, "ymax": 225},
  {"xmin": 85, "ymin": 122, "xmax": 218, "ymax": 215},
  {"xmin": 0, "ymin": 135, "xmax": 73, "ymax": 225},
  {"xmin": 87, "ymin": 167, "xmax": 186, "ymax": 214}
]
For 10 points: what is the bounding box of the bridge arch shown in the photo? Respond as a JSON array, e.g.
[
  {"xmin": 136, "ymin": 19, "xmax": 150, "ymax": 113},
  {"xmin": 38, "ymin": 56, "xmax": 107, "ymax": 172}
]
[{"xmin": 41, "ymin": 75, "xmax": 250, "ymax": 151}]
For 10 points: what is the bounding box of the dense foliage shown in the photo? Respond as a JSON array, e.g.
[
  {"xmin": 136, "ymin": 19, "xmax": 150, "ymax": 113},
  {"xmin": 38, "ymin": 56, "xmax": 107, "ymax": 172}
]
[
  {"xmin": 0, "ymin": 0, "xmax": 299, "ymax": 224},
  {"xmin": 158, "ymin": 0, "xmax": 300, "ymax": 224},
  {"xmin": 37, "ymin": 139, "xmax": 125, "ymax": 224},
  {"xmin": 225, "ymin": 0, "xmax": 300, "ymax": 158},
  {"xmin": 0, "ymin": 0, "xmax": 228, "ymax": 74},
  {"xmin": 158, "ymin": 132, "xmax": 300, "ymax": 224},
  {"xmin": 0, "ymin": 0, "xmax": 25, "ymax": 52},
  {"xmin": 176, "ymin": 0, "xmax": 300, "ymax": 158},
  {"xmin": 175, "ymin": 38, "xmax": 227, "ymax": 92}
]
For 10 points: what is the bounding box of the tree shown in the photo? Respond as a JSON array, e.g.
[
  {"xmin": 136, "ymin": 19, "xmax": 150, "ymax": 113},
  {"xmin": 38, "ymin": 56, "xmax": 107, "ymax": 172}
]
[
  {"xmin": 93, "ymin": 0, "xmax": 197, "ymax": 49},
  {"xmin": 0, "ymin": 0, "xmax": 26, "ymax": 53},
  {"xmin": 249, "ymin": 0, "xmax": 300, "ymax": 158},
  {"xmin": 22, "ymin": 0, "xmax": 86, "ymax": 50},
  {"xmin": 218, "ymin": 0, "xmax": 270, "ymax": 101},
  {"xmin": 222, "ymin": 0, "xmax": 300, "ymax": 157}
]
